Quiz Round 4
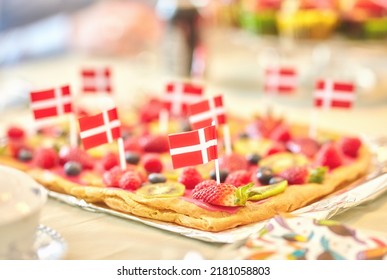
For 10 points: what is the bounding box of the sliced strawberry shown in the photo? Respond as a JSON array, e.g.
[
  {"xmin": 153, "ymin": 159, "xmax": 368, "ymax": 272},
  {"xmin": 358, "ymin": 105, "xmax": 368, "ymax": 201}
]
[
  {"xmin": 338, "ymin": 136, "xmax": 362, "ymax": 158},
  {"xmin": 192, "ymin": 179, "xmax": 217, "ymax": 193},
  {"xmin": 286, "ymin": 137, "xmax": 321, "ymax": 158},
  {"xmin": 314, "ymin": 142, "xmax": 344, "ymax": 170},
  {"xmin": 192, "ymin": 183, "xmax": 241, "ymax": 207}
]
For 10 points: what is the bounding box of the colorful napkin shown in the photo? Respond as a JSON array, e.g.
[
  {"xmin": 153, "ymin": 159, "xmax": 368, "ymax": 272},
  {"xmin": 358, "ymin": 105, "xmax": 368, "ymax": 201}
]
[{"xmin": 234, "ymin": 215, "xmax": 387, "ymax": 260}]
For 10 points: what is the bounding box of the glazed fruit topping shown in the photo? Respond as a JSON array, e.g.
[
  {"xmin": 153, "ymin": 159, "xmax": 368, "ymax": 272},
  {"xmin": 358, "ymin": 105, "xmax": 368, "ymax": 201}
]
[
  {"xmin": 17, "ymin": 148, "xmax": 33, "ymax": 162},
  {"xmin": 338, "ymin": 136, "xmax": 362, "ymax": 158},
  {"xmin": 315, "ymin": 142, "xmax": 344, "ymax": 170},
  {"xmin": 225, "ymin": 170, "xmax": 252, "ymax": 187},
  {"xmin": 246, "ymin": 153, "xmax": 262, "ymax": 165},
  {"xmin": 119, "ymin": 170, "xmax": 142, "ymax": 190},
  {"xmin": 148, "ymin": 173, "xmax": 167, "ymax": 184},
  {"xmin": 218, "ymin": 153, "xmax": 248, "ymax": 172},
  {"xmin": 7, "ymin": 126, "xmax": 26, "ymax": 141},
  {"xmin": 279, "ymin": 166, "xmax": 309, "ymax": 185},
  {"xmin": 209, "ymin": 169, "xmax": 229, "ymax": 183},
  {"xmin": 125, "ymin": 151, "xmax": 140, "ymax": 165},
  {"xmin": 59, "ymin": 146, "xmax": 94, "ymax": 169},
  {"xmin": 136, "ymin": 182, "xmax": 185, "ymax": 198},
  {"xmin": 286, "ymin": 137, "xmax": 321, "ymax": 158},
  {"xmin": 33, "ymin": 147, "xmax": 58, "ymax": 169},
  {"xmin": 256, "ymin": 166, "xmax": 274, "ymax": 185},
  {"xmin": 103, "ymin": 166, "xmax": 123, "ymax": 187},
  {"xmin": 140, "ymin": 134, "xmax": 170, "ymax": 153},
  {"xmin": 141, "ymin": 154, "xmax": 163, "ymax": 173},
  {"xmin": 64, "ymin": 161, "xmax": 83, "ymax": 176}
]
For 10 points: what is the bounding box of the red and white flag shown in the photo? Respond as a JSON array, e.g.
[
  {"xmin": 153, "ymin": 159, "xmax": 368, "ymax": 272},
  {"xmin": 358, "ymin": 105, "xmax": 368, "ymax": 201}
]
[
  {"xmin": 81, "ymin": 67, "xmax": 112, "ymax": 93},
  {"xmin": 78, "ymin": 107, "xmax": 121, "ymax": 150},
  {"xmin": 314, "ymin": 80, "xmax": 356, "ymax": 109},
  {"xmin": 30, "ymin": 85, "xmax": 72, "ymax": 120},
  {"xmin": 163, "ymin": 82, "xmax": 204, "ymax": 116},
  {"xmin": 188, "ymin": 95, "xmax": 227, "ymax": 130},
  {"xmin": 264, "ymin": 67, "xmax": 297, "ymax": 94},
  {"xmin": 168, "ymin": 125, "xmax": 218, "ymax": 169}
]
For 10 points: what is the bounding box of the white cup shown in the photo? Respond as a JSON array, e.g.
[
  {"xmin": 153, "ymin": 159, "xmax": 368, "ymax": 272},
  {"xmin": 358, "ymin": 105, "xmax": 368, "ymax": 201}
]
[{"xmin": 0, "ymin": 165, "xmax": 47, "ymax": 259}]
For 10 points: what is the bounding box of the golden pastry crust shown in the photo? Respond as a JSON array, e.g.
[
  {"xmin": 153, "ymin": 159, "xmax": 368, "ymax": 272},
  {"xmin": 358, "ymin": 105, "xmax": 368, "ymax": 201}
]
[{"xmin": 4, "ymin": 145, "xmax": 370, "ymax": 232}]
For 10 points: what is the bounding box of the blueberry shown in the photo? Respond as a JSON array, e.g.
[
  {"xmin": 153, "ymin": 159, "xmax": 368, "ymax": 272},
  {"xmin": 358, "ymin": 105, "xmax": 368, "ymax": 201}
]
[
  {"xmin": 18, "ymin": 149, "xmax": 33, "ymax": 162},
  {"xmin": 125, "ymin": 151, "xmax": 140, "ymax": 165},
  {"xmin": 256, "ymin": 166, "xmax": 273, "ymax": 185},
  {"xmin": 269, "ymin": 176, "xmax": 285, "ymax": 185},
  {"xmin": 64, "ymin": 161, "xmax": 82, "ymax": 176},
  {"xmin": 148, "ymin": 173, "xmax": 167, "ymax": 184},
  {"xmin": 210, "ymin": 169, "xmax": 228, "ymax": 183},
  {"xmin": 246, "ymin": 153, "xmax": 262, "ymax": 165}
]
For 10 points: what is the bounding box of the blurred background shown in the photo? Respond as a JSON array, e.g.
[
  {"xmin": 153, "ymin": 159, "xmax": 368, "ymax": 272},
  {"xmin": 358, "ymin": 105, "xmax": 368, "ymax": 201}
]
[{"xmin": 1, "ymin": 0, "xmax": 387, "ymax": 112}]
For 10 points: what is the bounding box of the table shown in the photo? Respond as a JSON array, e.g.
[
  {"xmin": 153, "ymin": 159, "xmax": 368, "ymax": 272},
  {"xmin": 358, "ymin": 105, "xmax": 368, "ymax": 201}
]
[{"xmin": 1, "ymin": 47, "xmax": 387, "ymax": 260}]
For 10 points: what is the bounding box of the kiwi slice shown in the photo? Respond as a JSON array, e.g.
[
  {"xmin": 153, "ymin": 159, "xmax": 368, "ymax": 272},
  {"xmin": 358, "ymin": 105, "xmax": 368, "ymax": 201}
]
[
  {"xmin": 248, "ymin": 180, "xmax": 288, "ymax": 201},
  {"xmin": 259, "ymin": 152, "xmax": 309, "ymax": 173},
  {"xmin": 136, "ymin": 182, "xmax": 185, "ymax": 198}
]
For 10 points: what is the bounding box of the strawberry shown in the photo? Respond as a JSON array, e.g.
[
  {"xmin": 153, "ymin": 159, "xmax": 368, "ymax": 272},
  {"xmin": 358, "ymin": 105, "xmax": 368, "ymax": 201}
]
[
  {"xmin": 7, "ymin": 126, "xmax": 25, "ymax": 141},
  {"xmin": 103, "ymin": 166, "xmax": 123, "ymax": 187},
  {"xmin": 286, "ymin": 137, "xmax": 320, "ymax": 158},
  {"xmin": 33, "ymin": 147, "xmax": 58, "ymax": 169},
  {"xmin": 192, "ymin": 179, "xmax": 217, "ymax": 192},
  {"xmin": 314, "ymin": 142, "xmax": 343, "ymax": 170},
  {"xmin": 100, "ymin": 152, "xmax": 119, "ymax": 171},
  {"xmin": 270, "ymin": 124, "xmax": 292, "ymax": 143},
  {"xmin": 225, "ymin": 170, "xmax": 252, "ymax": 187},
  {"xmin": 141, "ymin": 154, "xmax": 163, "ymax": 173},
  {"xmin": 279, "ymin": 166, "xmax": 309, "ymax": 185},
  {"xmin": 140, "ymin": 134, "xmax": 169, "ymax": 153},
  {"xmin": 119, "ymin": 170, "xmax": 142, "ymax": 190},
  {"xmin": 58, "ymin": 146, "xmax": 94, "ymax": 169},
  {"xmin": 178, "ymin": 167, "xmax": 203, "ymax": 189},
  {"xmin": 218, "ymin": 153, "xmax": 248, "ymax": 172},
  {"xmin": 338, "ymin": 137, "xmax": 362, "ymax": 158},
  {"xmin": 192, "ymin": 183, "xmax": 240, "ymax": 206}
]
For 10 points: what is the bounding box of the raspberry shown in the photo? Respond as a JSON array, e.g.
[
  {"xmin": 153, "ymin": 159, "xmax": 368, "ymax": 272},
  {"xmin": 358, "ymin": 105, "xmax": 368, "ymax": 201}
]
[
  {"xmin": 192, "ymin": 179, "xmax": 217, "ymax": 193},
  {"xmin": 218, "ymin": 153, "xmax": 248, "ymax": 173},
  {"xmin": 7, "ymin": 126, "xmax": 25, "ymax": 141},
  {"xmin": 315, "ymin": 142, "xmax": 343, "ymax": 170},
  {"xmin": 141, "ymin": 154, "xmax": 163, "ymax": 173},
  {"xmin": 140, "ymin": 134, "xmax": 169, "ymax": 153},
  {"xmin": 100, "ymin": 152, "xmax": 119, "ymax": 171},
  {"xmin": 103, "ymin": 166, "xmax": 123, "ymax": 187},
  {"xmin": 119, "ymin": 170, "xmax": 142, "ymax": 190},
  {"xmin": 58, "ymin": 146, "xmax": 94, "ymax": 169},
  {"xmin": 224, "ymin": 170, "xmax": 252, "ymax": 187},
  {"xmin": 178, "ymin": 167, "xmax": 203, "ymax": 189},
  {"xmin": 8, "ymin": 141, "xmax": 30, "ymax": 158},
  {"xmin": 270, "ymin": 124, "xmax": 292, "ymax": 143},
  {"xmin": 338, "ymin": 137, "xmax": 362, "ymax": 158},
  {"xmin": 279, "ymin": 166, "xmax": 309, "ymax": 185},
  {"xmin": 33, "ymin": 147, "xmax": 58, "ymax": 169}
]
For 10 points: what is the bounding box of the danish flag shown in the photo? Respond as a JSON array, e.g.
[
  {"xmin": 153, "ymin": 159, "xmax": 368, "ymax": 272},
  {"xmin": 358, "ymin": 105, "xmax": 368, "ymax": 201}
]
[
  {"xmin": 30, "ymin": 85, "xmax": 72, "ymax": 120},
  {"xmin": 188, "ymin": 95, "xmax": 227, "ymax": 130},
  {"xmin": 81, "ymin": 67, "xmax": 112, "ymax": 93},
  {"xmin": 163, "ymin": 82, "xmax": 204, "ymax": 116},
  {"xmin": 78, "ymin": 107, "xmax": 121, "ymax": 150},
  {"xmin": 314, "ymin": 80, "xmax": 356, "ymax": 109},
  {"xmin": 264, "ymin": 67, "xmax": 297, "ymax": 94},
  {"xmin": 168, "ymin": 125, "xmax": 218, "ymax": 169}
]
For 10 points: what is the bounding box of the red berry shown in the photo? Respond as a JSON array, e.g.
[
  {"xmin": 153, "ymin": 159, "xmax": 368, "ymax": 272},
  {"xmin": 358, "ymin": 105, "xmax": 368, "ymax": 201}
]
[
  {"xmin": 265, "ymin": 142, "xmax": 286, "ymax": 156},
  {"xmin": 58, "ymin": 146, "xmax": 94, "ymax": 169},
  {"xmin": 178, "ymin": 167, "xmax": 203, "ymax": 189},
  {"xmin": 286, "ymin": 137, "xmax": 320, "ymax": 158},
  {"xmin": 140, "ymin": 134, "xmax": 169, "ymax": 153},
  {"xmin": 141, "ymin": 154, "xmax": 163, "ymax": 173},
  {"xmin": 119, "ymin": 170, "xmax": 142, "ymax": 190},
  {"xmin": 7, "ymin": 126, "xmax": 25, "ymax": 141},
  {"xmin": 123, "ymin": 136, "xmax": 143, "ymax": 153},
  {"xmin": 218, "ymin": 153, "xmax": 248, "ymax": 173},
  {"xmin": 139, "ymin": 98, "xmax": 164, "ymax": 123},
  {"xmin": 8, "ymin": 141, "xmax": 29, "ymax": 158},
  {"xmin": 270, "ymin": 124, "xmax": 292, "ymax": 143},
  {"xmin": 103, "ymin": 166, "xmax": 123, "ymax": 187},
  {"xmin": 338, "ymin": 137, "xmax": 362, "ymax": 158},
  {"xmin": 33, "ymin": 147, "xmax": 58, "ymax": 169},
  {"xmin": 279, "ymin": 166, "xmax": 308, "ymax": 185},
  {"xmin": 100, "ymin": 152, "xmax": 119, "ymax": 171},
  {"xmin": 224, "ymin": 170, "xmax": 252, "ymax": 187},
  {"xmin": 315, "ymin": 142, "xmax": 343, "ymax": 170},
  {"xmin": 192, "ymin": 183, "xmax": 238, "ymax": 207},
  {"xmin": 192, "ymin": 179, "xmax": 217, "ymax": 193}
]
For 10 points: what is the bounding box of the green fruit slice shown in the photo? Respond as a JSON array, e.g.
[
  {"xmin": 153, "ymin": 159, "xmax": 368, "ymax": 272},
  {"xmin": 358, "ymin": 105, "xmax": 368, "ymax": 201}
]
[
  {"xmin": 248, "ymin": 180, "xmax": 288, "ymax": 201},
  {"xmin": 259, "ymin": 153, "xmax": 309, "ymax": 174},
  {"xmin": 136, "ymin": 182, "xmax": 185, "ymax": 198}
]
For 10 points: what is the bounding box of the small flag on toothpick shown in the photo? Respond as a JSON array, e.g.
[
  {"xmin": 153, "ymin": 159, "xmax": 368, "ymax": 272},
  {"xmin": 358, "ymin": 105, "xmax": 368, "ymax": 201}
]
[
  {"xmin": 81, "ymin": 67, "xmax": 112, "ymax": 94},
  {"xmin": 310, "ymin": 79, "xmax": 356, "ymax": 138},
  {"xmin": 168, "ymin": 125, "xmax": 221, "ymax": 183},
  {"xmin": 159, "ymin": 81, "xmax": 204, "ymax": 134},
  {"xmin": 30, "ymin": 85, "xmax": 77, "ymax": 147},
  {"xmin": 187, "ymin": 95, "xmax": 232, "ymax": 155},
  {"xmin": 264, "ymin": 66, "xmax": 298, "ymax": 95},
  {"xmin": 78, "ymin": 107, "xmax": 126, "ymax": 170}
]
